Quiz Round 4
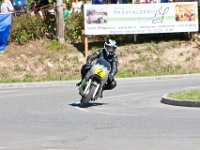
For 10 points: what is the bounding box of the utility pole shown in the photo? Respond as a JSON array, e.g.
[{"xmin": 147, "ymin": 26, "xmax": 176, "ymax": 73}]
[{"xmin": 56, "ymin": 0, "xmax": 65, "ymax": 43}]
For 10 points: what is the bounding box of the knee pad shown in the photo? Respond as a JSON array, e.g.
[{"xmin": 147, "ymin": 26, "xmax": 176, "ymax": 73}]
[{"xmin": 111, "ymin": 80, "xmax": 117, "ymax": 89}]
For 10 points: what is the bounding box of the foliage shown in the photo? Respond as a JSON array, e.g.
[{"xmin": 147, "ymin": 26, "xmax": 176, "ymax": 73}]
[
  {"xmin": 43, "ymin": 12, "xmax": 57, "ymax": 40},
  {"xmin": 10, "ymin": 14, "xmax": 47, "ymax": 44},
  {"xmin": 45, "ymin": 40, "xmax": 63, "ymax": 50},
  {"xmin": 64, "ymin": 13, "xmax": 84, "ymax": 43},
  {"xmin": 9, "ymin": 11, "xmax": 85, "ymax": 44}
]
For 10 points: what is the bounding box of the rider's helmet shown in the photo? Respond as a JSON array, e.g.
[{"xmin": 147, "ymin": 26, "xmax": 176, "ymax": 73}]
[{"xmin": 104, "ymin": 39, "xmax": 117, "ymax": 56}]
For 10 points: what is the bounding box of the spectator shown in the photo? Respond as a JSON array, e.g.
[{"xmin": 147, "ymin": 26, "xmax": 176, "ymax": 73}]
[
  {"xmin": 37, "ymin": 0, "xmax": 49, "ymax": 8},
  {"xmin": 111, "ymin": 0, "xmax": 117, "ymax": 3},
  {"xmin": 13, "ymin": 0, "xmax": 27, "ymax": 13},
  {"xmin": 70, "ymin": 0, "xmax": 83, "ymax": 14},
  {"xmin": 37, "ymin": 0, "xmax": 50, "ymax": 16},
  {"xmin": 29, "ymin": 0, "xmax": 43, "ymax": 18},
  {"xmin": 92, "ymin": 0, "xmax": 104, "ymax": 4},
  {"xmin": 121, "ymin": 0, "xmax": 127, "ymax": 3},
  {"xmin": 139, "ymin": 0, "xmax": 149, "ymax": 3},
  {"xmin": 161, "ymin": 0, "xmax": 168, "ymax": 2},
  {"xmin": 111, "ymin": 0, "xmax": 124, "ymax": 4},
  {"xmin": 151, "ymin": 0, "xmax": 160, "ymax": 3},
  {"xmin": 29, "ymin": 1, "xmax": 37, "ymax": 16},
  {"xmin": 63, "ymin": 3, "xmax": 71, "ymax": 17},
  {"xmin": 0, "ymin": 0, "xmax": 14, "ymax": 13}
]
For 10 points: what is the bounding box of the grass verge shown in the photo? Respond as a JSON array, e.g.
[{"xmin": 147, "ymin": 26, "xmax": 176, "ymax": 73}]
[{"xmin": 168, "ymin": 89, "xmax": 200, "ymax": 102}]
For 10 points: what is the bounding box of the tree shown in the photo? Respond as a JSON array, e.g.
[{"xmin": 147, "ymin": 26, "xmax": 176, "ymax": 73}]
[{"xmin": 56, "ymin": 0, "xmax": 65, "ymax": 43}]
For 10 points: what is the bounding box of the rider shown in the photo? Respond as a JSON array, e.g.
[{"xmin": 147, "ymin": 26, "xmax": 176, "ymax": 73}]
[{"xmin": 76, "ymin": 39, "xmax": 118, "ymax": 97}]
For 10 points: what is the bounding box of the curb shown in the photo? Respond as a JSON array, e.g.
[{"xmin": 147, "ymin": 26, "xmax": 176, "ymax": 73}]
[
  {"xmin": 161, "ymin": 94, "xmax": 200, "ymax": 107},
  {"xmin": 0, "ymin": 73, "xmax": 200, "ymax": 88}
]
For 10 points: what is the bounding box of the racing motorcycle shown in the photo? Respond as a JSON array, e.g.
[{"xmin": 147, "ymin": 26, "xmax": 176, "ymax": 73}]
[{"xmin": 78, "ymin": 58, "xmax": 111, "ymax": 106}]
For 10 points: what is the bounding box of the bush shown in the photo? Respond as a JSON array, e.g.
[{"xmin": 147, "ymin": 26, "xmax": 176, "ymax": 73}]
[
  {"xmin": 10, "ymin": 14, "xmax": 47, "ymax": 44},
  {"xmin": 9, "ymin": 12, "xmax": 85, "ymax": 44},
  {"xmin": 64, "ymin": 13, "xmax": 84, "ymax": 43}
]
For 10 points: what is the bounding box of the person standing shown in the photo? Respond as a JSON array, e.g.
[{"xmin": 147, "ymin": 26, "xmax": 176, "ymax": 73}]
[
  {"xmin": 29, "ymin": 1, "xmax": 37, "ymax": 16},
  {"xmin": 63, "ymin": 3, "xmax": 71, "ymax": 17},
  {"xmin": 0, "ymin": 0, "xmax": 14, "ymax": 13},
  {"xmin": 70, "ymin": 0, "xmax": 83, "ymax": 14},
  {"xmin": 92, "ymin": 0, "xmax": 104, "ymax": 4}
]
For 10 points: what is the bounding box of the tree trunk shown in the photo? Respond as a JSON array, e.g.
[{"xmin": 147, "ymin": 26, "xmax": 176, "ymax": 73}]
[{"xmin": 56, "ymin": 0, "xmax": 65, "ymax": 43}]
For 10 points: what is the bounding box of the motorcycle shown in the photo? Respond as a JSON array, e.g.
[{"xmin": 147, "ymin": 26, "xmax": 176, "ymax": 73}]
[{"xmin": 78, "ymin": 58, "xmax": 111, "ymax": 106}]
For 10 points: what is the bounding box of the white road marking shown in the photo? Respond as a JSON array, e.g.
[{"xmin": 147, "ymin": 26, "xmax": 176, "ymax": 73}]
[
  {"xmin": 0, "ymin": 90, "xmax": 17, "ymax": 93},
  {"xmin": 0, "ymin": 147, "xmax": 5, "ymax": 149}
]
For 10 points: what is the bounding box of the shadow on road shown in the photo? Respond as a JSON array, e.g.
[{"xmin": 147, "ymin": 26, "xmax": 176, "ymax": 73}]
[{"xmin": 69, "ymin": 101, "xmax": 109, "ymax": 108}]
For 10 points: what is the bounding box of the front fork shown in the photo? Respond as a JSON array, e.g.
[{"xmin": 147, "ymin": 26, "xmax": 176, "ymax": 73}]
[
  {"xmin": 83, "ymin": 79, "xmax": 92, "ymax": 95},
  {"xmin": 93, "ymin": 83, "xmax": 100, "ymax": 100},
  {"xmin": 79, "ymin": 77, "xmax": 102, "ymax": 100},
  {"xmin": 84, "ymin": 79, "xmax": 101, "ymax": 100}
]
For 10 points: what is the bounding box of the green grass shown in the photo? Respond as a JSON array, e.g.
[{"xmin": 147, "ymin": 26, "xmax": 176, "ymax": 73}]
[
  {"xmin": 168, "ymin": 89, "xmax": 200, "ymax": 102},
  {"xmin": 115, "ymin": 63, "xmax": 187, "ymax": 78},
  {"xmin": 45, "ymin": 41, "xmax": 62, "ymax": 51}
]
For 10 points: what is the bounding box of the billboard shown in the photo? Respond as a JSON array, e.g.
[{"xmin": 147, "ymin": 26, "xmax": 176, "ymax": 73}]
[{"xmin": 84, "ymin": 2, "xmax": 198, "ymax": 35}]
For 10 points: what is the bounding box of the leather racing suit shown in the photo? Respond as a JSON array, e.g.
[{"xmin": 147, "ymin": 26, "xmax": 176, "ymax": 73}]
[{"xmin": 80, "ymin": 48, "xmax": 118, "ymax": 90}]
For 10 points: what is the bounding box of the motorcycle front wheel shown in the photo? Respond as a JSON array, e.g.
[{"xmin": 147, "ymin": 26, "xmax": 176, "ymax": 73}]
[{"xmin": 80, "ymin": 84, "xmax": 97, "ymax": 106}]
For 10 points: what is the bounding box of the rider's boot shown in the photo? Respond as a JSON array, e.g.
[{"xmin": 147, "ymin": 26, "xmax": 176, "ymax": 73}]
[
  {"xmin": 76, "ymin": 75, "xmax": 84, "ymax": 86},
  {"xmin": 76, "ymin": 80, "xmax": 82, "ymax": 86}
]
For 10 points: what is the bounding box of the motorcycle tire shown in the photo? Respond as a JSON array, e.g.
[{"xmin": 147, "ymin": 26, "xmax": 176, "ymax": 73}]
[{"xmin": 81, "ymin": 84, "xmax": 96, "ymax": 106}]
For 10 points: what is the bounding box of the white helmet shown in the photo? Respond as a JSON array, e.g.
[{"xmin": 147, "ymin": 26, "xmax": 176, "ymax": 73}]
[{"xmin": 104, "ymin": 39, "xmax": 117, "ymax": 56}]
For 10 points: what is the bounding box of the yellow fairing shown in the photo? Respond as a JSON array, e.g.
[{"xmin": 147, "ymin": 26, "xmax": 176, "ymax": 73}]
[{"xmin": 94, "ymin": 67, "xmax": 106, "ymax": 78}]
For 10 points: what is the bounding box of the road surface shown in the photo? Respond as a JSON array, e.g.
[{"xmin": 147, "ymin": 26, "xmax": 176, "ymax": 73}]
[{"xmin": 0, "ymin": 76, "xmax": 200, "ymax": 150}]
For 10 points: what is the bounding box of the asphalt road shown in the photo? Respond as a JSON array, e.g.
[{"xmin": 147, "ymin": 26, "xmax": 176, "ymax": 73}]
[{"xmin": 0, "ymin": 75, "xmax": 200, "ymax": 150}]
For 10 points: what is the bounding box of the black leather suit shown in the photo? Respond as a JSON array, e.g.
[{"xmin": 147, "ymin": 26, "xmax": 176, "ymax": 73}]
[{"xmin": 81, "ymin": 48, "xmax": 118, "ymax": 90}]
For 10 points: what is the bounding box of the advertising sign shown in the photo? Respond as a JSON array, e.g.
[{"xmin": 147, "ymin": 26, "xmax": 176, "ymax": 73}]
[{"xmin": 84, "ymin": 2, "xmax": 198, "ymax": 35}]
